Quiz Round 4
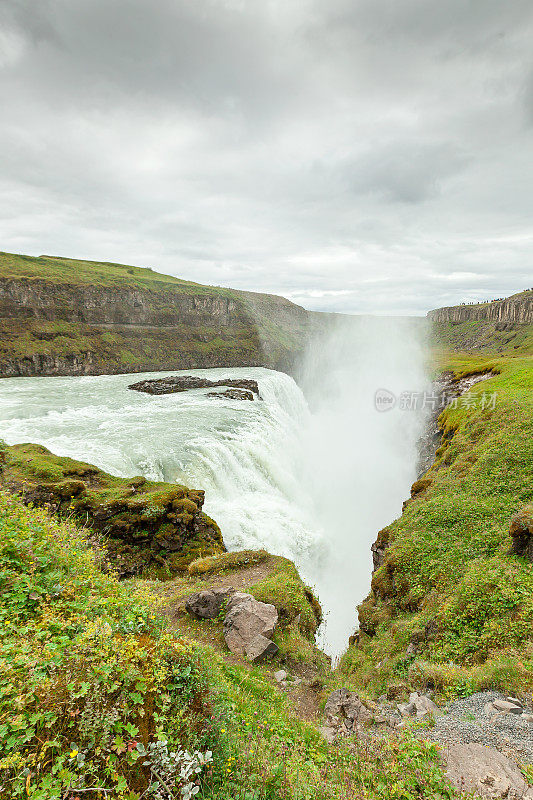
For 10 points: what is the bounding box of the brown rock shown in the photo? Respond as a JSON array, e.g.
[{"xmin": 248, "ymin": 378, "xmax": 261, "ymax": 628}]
[
  {"xmin": 370, "ymin": 527, "xmax": 390, "ymax": 572},
  {"xmin": 244, "ymin": 634, "xmax": 278, "ymax": 662},
  {"xmin": 185, "ymin": 587, "xmax": 234, "ymax": 620},
  {"xmin": 324, "ymin": 688, "xmax": 372, "ymax": 729},
  {"xmin": 443, "ymin": 743, "xmax": 533, "ymax": 798},
  {"xmin": 223, "ymin": 592, "xmax": 278, "ymax": 655},
  {"xmin": 509, "ymin": 505, "xmax": 533, "ymax": 561}
]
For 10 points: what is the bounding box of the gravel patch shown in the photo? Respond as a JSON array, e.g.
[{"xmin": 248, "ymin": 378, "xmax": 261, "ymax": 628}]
[{"xmin": 426, "ymin": 691, "xmax": 533, "ymax": 764}]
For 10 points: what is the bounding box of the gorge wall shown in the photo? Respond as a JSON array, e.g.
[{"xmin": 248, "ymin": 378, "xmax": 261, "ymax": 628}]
[
  {"xmin": 428, "ymin": 289, "xmax": 533, "ymax": 325},
  {"xmin": 0, "ymin": 251, "xmax": 325, "ymax": 378},
  {"xmin": 428, "ymin": 289, "xmax": 533, "ymax": 353}
]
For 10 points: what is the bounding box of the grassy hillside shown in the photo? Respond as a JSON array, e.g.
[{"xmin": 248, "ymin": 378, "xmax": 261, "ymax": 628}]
[
  {"xmin": 0, "ymin": 251, "xmax": 317, "ymax": 378},
  {"xmin": 0, "ymin": 493, "xmax": 454, "ymax": 799},
  {"xmin": 339, "ymin": 353, "xmax": 533, "ymax": 698},
  {"xmin": 432, "ymin": 319, "xmax": 533, "ymax": 354},
  {"xmin": 0, "ymin": 441, "xmax": 225, "ymax": 578},
  {"xmin": 0, "ymin": 251, "xmax": 234, "ymax": 293}
]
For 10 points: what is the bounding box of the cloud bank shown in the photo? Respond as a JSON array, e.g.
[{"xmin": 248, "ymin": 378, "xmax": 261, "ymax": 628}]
[{"xmin": 1, "ymin": 0, "xmax": 532, "ymax": 314}]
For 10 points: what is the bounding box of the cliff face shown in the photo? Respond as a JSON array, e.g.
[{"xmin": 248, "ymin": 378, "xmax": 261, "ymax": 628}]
[
  {"xmin": 428, "ymin": 290, "xmax": 533, "ymax": 325},
  {"xmin": 0, "ymin": 251, "xmax": 319, "ymax": 378},
  {"xmin": 0, "ymin": 277, "xmax": 241, "ymax": 326},
  {"xmin": 428, "ymin": 290, "xmax": 533, "ymax": 353}
]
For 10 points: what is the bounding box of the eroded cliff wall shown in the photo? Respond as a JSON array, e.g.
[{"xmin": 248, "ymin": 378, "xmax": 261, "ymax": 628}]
[
  {"xmin": 428, "ymin": 290, "xmax": 533, "ymax": 325},
  {"xmin": 428, "ymin": 290, "xmax": 533, "ymax": 353},
  {"xmin": 0, "ymin": 251, "xmax": 319, "ymax": 377}
]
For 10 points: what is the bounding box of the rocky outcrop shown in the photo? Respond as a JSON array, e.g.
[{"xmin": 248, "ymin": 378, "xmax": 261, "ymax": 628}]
[
  {"xmin": 509, "ymin": 505, "xmax": 533, "ymax": 560},
  {"xmin": 370, "ymin": 527, "xmax": 390, "ymax": 573},
  {"xmin": 428, "ymin": 290, "xmax": 533, "ymax": 325},
  {"xmin": 207, "ymin": 388, "xmax": 255, "ymax": 401},
  {"xmin": 0, "ymin": 442, "xmax": 224, "ymax": 578},
  {"xmin": 128, "ymin": 376, "xmax": 260, "ymax": 395},
  {"xmin": 416, "ymin": 370, "xmax": 496, "ymax": 476},
  {"xmin": 223, "ymin": 592, "xmax": 279, "ymax": 661}
]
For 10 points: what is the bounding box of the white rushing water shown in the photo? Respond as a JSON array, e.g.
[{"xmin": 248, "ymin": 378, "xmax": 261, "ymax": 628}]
[{"xmin": 0, "ymin": 317, "xmax": 428, "ymax": 658}]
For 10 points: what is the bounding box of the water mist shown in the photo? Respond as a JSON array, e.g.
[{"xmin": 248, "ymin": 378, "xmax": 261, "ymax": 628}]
[{"xmin": 297, "ymin": 316, "xmax": 430, "ymax": 659}]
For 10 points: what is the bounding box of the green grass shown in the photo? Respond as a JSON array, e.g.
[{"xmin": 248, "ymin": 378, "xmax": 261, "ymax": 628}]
[
  {"xmin": 1, "ymin": 442, "xmax": 224, "ymax": 578},
  {"xmin": 0, "ymin": 251, "xmax": 230, "ymax": 294},
  {"xmin": 432, "ymin": 320, "xmax": 533, "ymax": 354},
  {"xmin": 0, "ymin": 492, "xmax": 458, "ymax": 799},
  {"xmin": 0, "ymin": 491, "xmax": 213, "ymax": 799},
  {"xmin": 340, "ymin": 354, "xmax": 533, "ymax": 698}
]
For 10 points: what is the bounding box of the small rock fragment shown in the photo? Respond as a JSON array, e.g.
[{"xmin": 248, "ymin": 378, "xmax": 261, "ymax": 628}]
[
  {"xmin": 492, "ymin": 699, "xmax": 523, "ymax": 714},
  {"xmin": 274, "ymin": 670, "xmax": 288, "ymax": 683}
]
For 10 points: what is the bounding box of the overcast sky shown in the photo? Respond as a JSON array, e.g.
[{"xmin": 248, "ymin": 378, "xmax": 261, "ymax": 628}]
[{"xmin": 1, "ymin": 0, "xmax": 532, "ymax": 314}]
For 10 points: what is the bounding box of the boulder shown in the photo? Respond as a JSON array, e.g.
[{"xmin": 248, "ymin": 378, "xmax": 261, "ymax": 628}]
[
  {"xmin": 413, "ymin": 694, "xmax": 440, "ymax": 719},
  {"xmin": 443, "ymin": 743, "xmax": 533, "ymax": 799},
  {"xmin": 185, "ymin": 587, "xmax": 234, "ymax": 620},
  {"xmin": 324, "ymin": 688, "xmax": 372, "ymax": 729},
  {"xmin": 398, "ymin": 692, "xmax": 440, "ymax": 719},
  {"xmin": 223, "ymin": 592, "xmax": 278, "ymax": 656}
]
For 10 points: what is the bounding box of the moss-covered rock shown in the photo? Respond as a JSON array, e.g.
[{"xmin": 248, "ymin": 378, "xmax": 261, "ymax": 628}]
[
  {"xmin": 0, "ymin": 442, "xmax": 225, "ymax": 578},
  {"xmin": 509, "ymin": 504, "xmax": 533, "ymax": 560}
]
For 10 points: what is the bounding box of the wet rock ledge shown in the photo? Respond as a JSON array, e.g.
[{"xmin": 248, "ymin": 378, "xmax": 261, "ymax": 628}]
[
  {"xmin": 0, "ymin": 441, "xmax": 224, "ymax": 579},
  {"xmin": 128, "ymin": 375, "xmax": 260, "ymax": 398}
]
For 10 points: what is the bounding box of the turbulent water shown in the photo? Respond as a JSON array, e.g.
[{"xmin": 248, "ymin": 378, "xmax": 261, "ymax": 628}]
[{"xmin": 0, "ymin": 318, "xmax": 428, "ymax": 658}]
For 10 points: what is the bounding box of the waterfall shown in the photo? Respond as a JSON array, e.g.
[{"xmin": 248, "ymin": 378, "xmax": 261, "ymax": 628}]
[{"xmin": 0, "ymin": 319, "xmax": 428, "ymax": 657}]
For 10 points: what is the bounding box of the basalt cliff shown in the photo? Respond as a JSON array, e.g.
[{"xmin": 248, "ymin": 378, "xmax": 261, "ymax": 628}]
[
  {"xmin": 0, "ymin": 251, "xmax": 325, "ymax": 378},
  {"xmin": 429, "ymin": 289, "xmax": 533, "ymax": 352}
]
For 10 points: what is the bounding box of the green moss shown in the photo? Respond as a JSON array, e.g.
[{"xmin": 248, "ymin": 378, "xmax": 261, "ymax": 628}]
[
  {"xmin": 1, "ymin": 442, "xmax": 224, "ymax": 578},
  {"xmin": 188, "ymin": 549, "xmax": 269, "ymax": 576}
]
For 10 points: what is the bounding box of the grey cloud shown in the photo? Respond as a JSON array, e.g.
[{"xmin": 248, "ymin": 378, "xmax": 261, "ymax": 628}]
[{"xmin": 0, "ymin": 0, "xmax": 532, "ymax": 315}]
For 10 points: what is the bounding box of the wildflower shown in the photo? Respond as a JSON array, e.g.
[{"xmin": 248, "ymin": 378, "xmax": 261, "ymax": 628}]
[{"xmin": 69, "ymin": 749, "xmax": 79, "ymax": 759}]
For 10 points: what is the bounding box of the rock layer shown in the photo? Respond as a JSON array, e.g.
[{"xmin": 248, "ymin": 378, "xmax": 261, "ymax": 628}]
[
  {"xmin": 428, "ymin": 290, "xmax": 533, "ymax": 325},
  {"xmin": 0, "ymin": 251, "xmax": 320, "ymax": 378}
]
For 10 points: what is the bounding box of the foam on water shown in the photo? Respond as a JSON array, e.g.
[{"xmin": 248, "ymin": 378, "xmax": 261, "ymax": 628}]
[{"xmin": 0, "ymin": 320, "xmax": 428, "ymax": 657}]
